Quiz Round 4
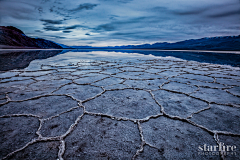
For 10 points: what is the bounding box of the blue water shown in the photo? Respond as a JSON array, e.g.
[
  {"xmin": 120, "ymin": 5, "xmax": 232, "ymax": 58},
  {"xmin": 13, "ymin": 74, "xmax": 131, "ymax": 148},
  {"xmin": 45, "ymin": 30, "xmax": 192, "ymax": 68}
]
[{"xmin": 0, "ymin": 49, "xmax": 239, "ymax": 71}]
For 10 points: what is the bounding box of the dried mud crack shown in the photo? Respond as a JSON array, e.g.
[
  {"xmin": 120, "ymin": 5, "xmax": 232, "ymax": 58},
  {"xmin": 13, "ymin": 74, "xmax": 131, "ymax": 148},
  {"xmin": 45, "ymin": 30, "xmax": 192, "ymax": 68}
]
[{"xmin": 0, "ymin": 58, "xmax": 240, "ymax": 160}]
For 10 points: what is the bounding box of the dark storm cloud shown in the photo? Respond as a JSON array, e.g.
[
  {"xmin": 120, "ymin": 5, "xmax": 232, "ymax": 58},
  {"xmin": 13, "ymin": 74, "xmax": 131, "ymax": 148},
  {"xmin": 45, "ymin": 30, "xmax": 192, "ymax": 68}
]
[
  {"xmin": 45, "ymin": 3, "xmax": 98, "ymax": 21},
  {"xmin": 40, "ymin": 19, "xmax": 63, "ymax": 25},
  {"xmin": 43, "ymin": 25, "xmax": 61, "ymax": 31},
  {"xmin": 117, "ymin": 0, "xmax": 133, "ymax": 3},
  {"xmin": 208, "ymin": 10, "xmax": 240, "ymax": 18},
  {"xmin": 69, "ymin": 3, "xmax": 98, "ymax": 12},
  {"xmin": 99, "ymin": 0, "xmax": 133, "ymax": 4},
  {"xmin": 64, "ymin": 25, "xmax": 84, "ymax": 30},
  {"xmin": 172, "ymin": 9, "xmax": 208, "ymax": 16},
  {"xmin": 116, "ymin": 17, "xmax": 148, "ymax": 24},
  {"xmin": 63, "ymin": 30, "xmax": 72, "ymax": 33},
  {"xmin": 42, "ymin": 24, "xmax": 90, "ymax": 32}
]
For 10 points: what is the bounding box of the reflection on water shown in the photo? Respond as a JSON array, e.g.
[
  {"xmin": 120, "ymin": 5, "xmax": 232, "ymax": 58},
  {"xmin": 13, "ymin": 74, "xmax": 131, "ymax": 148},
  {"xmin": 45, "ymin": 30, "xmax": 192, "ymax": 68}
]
[
  {"xmin": 0, "ymin": 49, "xmax": 239, "ymax": 71},
  {"xmin": 115, "ymin": 50, "xmax": 240, "ymax": 67},
  {"xmin": 0, "ymin": 50, "xmax": 68, "ymax": 71}
]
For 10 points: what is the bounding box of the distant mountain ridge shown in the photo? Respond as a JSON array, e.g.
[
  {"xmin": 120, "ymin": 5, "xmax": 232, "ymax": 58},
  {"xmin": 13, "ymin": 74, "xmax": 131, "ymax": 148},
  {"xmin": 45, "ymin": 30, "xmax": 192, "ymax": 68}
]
[
  {"xmin": 114, "ymin": 35, "xmax": 240, "ymax": 51},
  {"xmin": 72, "ymin": 35, "xmax": 240, "ymax": 51},
  {"xmin": 0, "ymin": 26, "xmax": 63, "ymax": 49}
]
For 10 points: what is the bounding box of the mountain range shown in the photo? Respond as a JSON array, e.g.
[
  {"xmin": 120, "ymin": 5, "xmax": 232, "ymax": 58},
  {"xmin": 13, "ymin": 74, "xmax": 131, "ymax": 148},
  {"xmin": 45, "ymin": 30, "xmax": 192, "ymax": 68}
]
[
  {"xmin": 0, "ymin": 26, "xmax": 239, "ymax": 51},
  {"xmin": 0, "ymin": 26, "xmax": 63, "ymax": 49},
  {"xmin": 113, "ymin": 35, "xmax": 240, "ymax": 51}
]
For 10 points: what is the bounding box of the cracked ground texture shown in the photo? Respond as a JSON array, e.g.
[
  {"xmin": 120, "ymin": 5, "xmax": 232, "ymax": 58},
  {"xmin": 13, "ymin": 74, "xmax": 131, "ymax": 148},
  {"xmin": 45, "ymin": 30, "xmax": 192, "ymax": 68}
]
[{"xmin": 0, "ymin": 51, "xmax": 240, "ymax": 160}]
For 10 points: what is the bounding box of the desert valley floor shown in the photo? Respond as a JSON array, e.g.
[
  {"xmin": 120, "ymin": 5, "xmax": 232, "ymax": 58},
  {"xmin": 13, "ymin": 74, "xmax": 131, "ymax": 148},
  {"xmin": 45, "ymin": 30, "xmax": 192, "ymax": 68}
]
[{"xmin": 0, "ymin": 50, "xmax": 240, "ymax": 160}]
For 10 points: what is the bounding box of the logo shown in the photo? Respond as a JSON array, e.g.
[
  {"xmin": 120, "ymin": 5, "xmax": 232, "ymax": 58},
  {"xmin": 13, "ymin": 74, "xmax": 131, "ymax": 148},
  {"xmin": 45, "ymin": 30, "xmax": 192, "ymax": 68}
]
[{"xmin": 198, "ymin": 143, "xmax": 237, "ymax": 156}]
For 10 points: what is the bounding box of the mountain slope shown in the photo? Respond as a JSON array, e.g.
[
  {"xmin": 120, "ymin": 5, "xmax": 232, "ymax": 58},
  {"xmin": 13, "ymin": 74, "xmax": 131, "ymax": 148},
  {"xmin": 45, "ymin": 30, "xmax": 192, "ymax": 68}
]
[
  {"xmin": 0, "ymin": 26, "xmax": 63, "ymax": 49},
  {"xmin": 115, "ymin": 35, "xmax": 240, "ymax": 51}
]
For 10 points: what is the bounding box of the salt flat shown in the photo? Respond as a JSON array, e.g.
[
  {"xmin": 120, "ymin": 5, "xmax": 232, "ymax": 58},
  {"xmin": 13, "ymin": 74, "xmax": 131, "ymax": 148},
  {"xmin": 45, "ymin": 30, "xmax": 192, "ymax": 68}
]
[{"xmin": 0, "ymin": 50, "xmax": 240, "ymax": 160}]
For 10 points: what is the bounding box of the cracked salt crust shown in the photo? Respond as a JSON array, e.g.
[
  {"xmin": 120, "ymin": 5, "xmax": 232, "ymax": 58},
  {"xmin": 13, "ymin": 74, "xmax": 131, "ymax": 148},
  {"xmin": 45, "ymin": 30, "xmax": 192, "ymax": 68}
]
[{"xmin": 0, "ymin": 58, "xmax": 239, "ymax": 159}]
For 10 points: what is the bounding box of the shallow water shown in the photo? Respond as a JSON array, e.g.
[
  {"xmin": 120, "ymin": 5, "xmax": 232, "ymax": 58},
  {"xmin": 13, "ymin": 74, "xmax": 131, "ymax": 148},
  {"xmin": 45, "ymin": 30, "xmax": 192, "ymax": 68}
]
[{"xmin": 0, "ymin": 49, "xmax": 240, "ymax": 71}]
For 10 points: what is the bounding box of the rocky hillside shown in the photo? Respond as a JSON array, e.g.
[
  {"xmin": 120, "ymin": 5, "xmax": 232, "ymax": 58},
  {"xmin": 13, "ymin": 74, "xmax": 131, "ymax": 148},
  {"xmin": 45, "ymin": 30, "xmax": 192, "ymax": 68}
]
[{"xmin": 0, "ymin": 26, "xmax": 63, "ymax": 49}]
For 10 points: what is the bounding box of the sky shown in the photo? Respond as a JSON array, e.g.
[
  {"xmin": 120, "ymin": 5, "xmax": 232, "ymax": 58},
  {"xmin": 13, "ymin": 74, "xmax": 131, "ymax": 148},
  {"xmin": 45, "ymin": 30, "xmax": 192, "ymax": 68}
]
[{"xmin": 0, "ymin": 0, "xmax": 239, "ymax": 46}]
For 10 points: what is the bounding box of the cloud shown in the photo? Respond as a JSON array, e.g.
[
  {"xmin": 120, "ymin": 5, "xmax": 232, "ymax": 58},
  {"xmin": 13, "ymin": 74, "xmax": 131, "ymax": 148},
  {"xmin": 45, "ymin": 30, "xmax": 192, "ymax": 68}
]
[
  {"xmin": 94, "ymin": 24, "xmax": 115, "ymax": 31},
  {"xmin": 64, "ymin": 25, "xmax": 83, "ymax": 30},
  {"xmin": 43, "ymin": 25, "xmax": 61, "ymax": 31},
  {"xmin": 171, "ymin": 1, "xmax": 240, "ymax": 19},
  {"xmin": 42, "ymin": 24, "xmax": 89, "ymax": 32},
  {"xmin": 151, "ymin": 6, "xmax": 169, "ymax": 12},
  {"xmin": 35, "ymin": 30, "xmax": 43, "ymax": 33},
  {"xmin": 36, "ymin": 6, "xmax": 43, "ymax": 14},
  {"xmin": 117, "ymin": 0, "xmax": 133, "ymax": 3},
  {"xmin": 63, "ymin": 30, "xmax": 72, "ymax": 33},
  {"xmin": 41, "ymin": 0, "xmax": 50, "ymax": 3},
  {"xmin": 0, "ymin": 1, "xmax": 38, "ymax": 20},
  {"xmin": 69, "ymin": 3, "xmax": 98, "ymax": 12},
  {"xmin": 92, "ymin": 16, "xmax": 149, "ymax": 32},
  {"xmin": 208, "ymin": 10, "xmax": 240, "ymax": 18},
  {"xmin": 40, "ymin": 19, "xmax": 63, "ymax": 25},
  {"xmin": 49, "ymin": 35, "xmax": 66, "ymax": 39},
  {"xmin": 172, "ymin": 9, "xmax": 208, "ymax": 16},
  {"xmin": 99, "ymin": 0, "xmax": 133, "ymax": 4},
  {"xmin": 109, "ymin": 15, "xmax": 119, "ymax": 20}
]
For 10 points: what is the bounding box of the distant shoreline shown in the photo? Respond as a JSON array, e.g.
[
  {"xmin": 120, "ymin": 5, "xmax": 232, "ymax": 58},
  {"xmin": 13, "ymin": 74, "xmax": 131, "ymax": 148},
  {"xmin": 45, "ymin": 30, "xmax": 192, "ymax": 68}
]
[
  {"xmin": 130, "ymin": 49, "xmax": 240, "ymax": 54},
  {"xmin": 0, "ymin": 48, "xmax": 240, "ymax": 54}
]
